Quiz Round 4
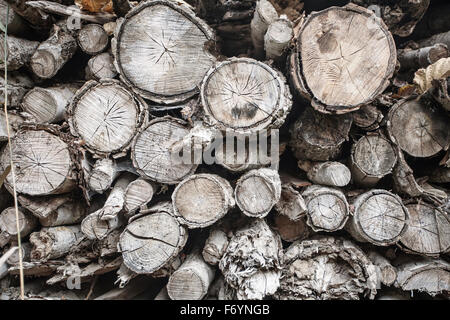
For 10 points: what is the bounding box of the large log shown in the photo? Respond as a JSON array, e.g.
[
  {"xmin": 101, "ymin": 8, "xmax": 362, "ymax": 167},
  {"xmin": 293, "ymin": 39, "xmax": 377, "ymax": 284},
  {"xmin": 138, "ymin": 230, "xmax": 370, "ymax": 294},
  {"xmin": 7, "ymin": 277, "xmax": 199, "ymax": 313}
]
[
  {"xmin": 112, "ymin": 0, "xmax": 216, "ymax": 104},
  {"xmin": 289, "ymin": 3, "xmax": 396, "ymax": 114}
]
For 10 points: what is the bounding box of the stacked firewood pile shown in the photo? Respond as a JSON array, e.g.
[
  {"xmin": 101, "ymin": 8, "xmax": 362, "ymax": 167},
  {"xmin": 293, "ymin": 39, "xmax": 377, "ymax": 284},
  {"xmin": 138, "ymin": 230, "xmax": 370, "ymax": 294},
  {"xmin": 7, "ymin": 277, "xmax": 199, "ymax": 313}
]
[{"xmin": 0, "ymin": 0, "xmax": 449, "ymax": 300}]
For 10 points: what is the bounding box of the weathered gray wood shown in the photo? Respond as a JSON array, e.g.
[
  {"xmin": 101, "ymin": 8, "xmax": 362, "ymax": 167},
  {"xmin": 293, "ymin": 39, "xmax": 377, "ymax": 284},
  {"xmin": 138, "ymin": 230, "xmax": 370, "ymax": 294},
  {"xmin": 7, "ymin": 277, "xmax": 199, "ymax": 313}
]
[
  {"xmin": 202, "ymin": 227, "xmax": 229, "ymax": 266},
  {"xmin": 289, "ymin": 3, "xmax": 396, "ymax": 114},
  {"xmin": 124, "ymin": 178, "xmax": 156, "ymax": 215},
  {"xmin": 77, "ymin": 24, "xmax": 109, "ymax": 55},
  {"xmin": 3, "ymin": 0, "xmax": 53, "ymax": 32},
  {"xmin": 367, "ymin": 250, "xmax": 397, "ymax": 287},
  {"xmin": 0, "ymin": 0, "xmax": 30, "ymax": 36},
  {"xmin": 85, "ymin": 52, "xmax": 118, "ymax": 80},
  {"xmin": 264, "ymin": 16, "xmax": 293, "ymax": 60},
  {"xmin": 298, "ymin": 160, "xmax": 351, "ymax": 187},
  {"xmin": 112, "ymin": 0, "xmax": 216, "ymax": 104},
  {"xmin": 352, "ymin": 104, "xmax": 383, "ymax": 131},
  {"xmin": 0, "ymin": 207, "xmax": 37, "ymax": 240},
  {"xmin": 0, "ymin": 110, "xmax": 24, "ymax": 142},
  {"xmin": 271, "ymin": 213, "xmax": 309, "ymax": 242},
  {"xmin": 250, "ymin": 0, "xmax": 278, "ymax": 58},
  {"xmin": 0, "ymin": 71, "xmax": 33, "ymax": 108},
  {"xmin": 274, "ymin": 181, "xmax": 307, "ymax": 221},
  {"xmin": 0, "ymin": 34, "xmax": 39, "ymax": 71}
]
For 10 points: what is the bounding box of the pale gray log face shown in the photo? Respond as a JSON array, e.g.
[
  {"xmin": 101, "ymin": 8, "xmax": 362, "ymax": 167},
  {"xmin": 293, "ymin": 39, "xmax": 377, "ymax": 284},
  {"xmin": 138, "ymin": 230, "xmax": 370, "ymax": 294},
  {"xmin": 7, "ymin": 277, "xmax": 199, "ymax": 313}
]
[
  {"xmin": 115, "ymin": 1, "xmax": 215, "ymax": 103},
  {"xmin": 352, "ymin": 135, "xmax": 397, "ymax": 176}
]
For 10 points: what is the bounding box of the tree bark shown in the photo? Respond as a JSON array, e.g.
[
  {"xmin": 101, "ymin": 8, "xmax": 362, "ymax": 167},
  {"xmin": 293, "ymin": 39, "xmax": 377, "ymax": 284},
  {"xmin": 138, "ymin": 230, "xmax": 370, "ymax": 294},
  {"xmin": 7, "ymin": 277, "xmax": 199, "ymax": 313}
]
[
  {"xmin": 0, "ymin": 109, "xmax": 24, "ymax": 142},
  {"xmin": 352, "ymin": 104, "xmax": 383, "ymax": 131},
  {"xmin": 289, "ymin": 3, "xmax": 396, "ymax": 114},
  {"xmin": 0, "ymin": 71, "xmax": 33, "ymax": 108},
  {"xmin": 234, "ymin": 168, "xmax": 281, "ymax": 218},
  {"xmin": 0, "ymin": 34, "xmax": 39, "ymax": 71},
  {"xmin": 172, "ymin": 173, "xmax": 234, "ymax": 228},
  {"xmin": 0, "ymin": 0, "xmax": 30, "ymax": 37},
  {"xmin": 398, "ymin": 44, "xmax": 448, "ymax": 71},
  {"xmin": 274, "ymin": 181, "xmax": 307, "ymax": 221}
]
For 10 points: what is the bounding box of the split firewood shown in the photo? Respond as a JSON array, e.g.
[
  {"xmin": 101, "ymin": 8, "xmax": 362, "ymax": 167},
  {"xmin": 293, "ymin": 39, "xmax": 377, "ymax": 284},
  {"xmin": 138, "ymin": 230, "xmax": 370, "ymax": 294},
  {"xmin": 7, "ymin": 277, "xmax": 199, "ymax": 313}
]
[
  {"xmin": 202, "ymin": 228, "xmax": 229, "ymax": 266},
  {"xmin": 346, "ymin": 189, "xmax": 410, "ymax": 246},
  {"xmin": 200, "ymin": 57, "xmax": 292, "ymax": 133},
  {"xmin": 274, "ymin": 181, "xmax": 307, "ymax": 221},
  {"xmin": 302, "ymin": 185, "xmax": 349, "ymax": 232},
  {"xmin": 30, "ymin": 22, "xmax": 77, "ymax": 79},
  {"xmin": 112, "ymin": 0, "xmax": 216, "ymax": 104},
  {"xmin": 250, "ymin": 0, "xmax": 278, "ymax": 58},
  {"xmin": 367, "ymin": 250, "xmax": 397, "ymax": 287},
  {"xmin": 0, "ymin": 207, "xmax": 38, "ymax": 242},
  {"xmin": 352, "ymin": 104, "xmax": 383, "ymax": 131},
  {"xmin": 298, "ymin": 160, "xmax": 351, "ymax": 187},
  {"xmin": 68, "ymin": 79, "xmax": 148, "ymax": 157},
  {"xmin": 172, "ymin": 173, "xmax": 234, "ymax": 228},
  {"xmin": 289, "ymin": 3, "xmax": 396, "ymax": 114},
  {"xmin": 85, "ymin": 52, "xmax": 118, "ymax": 80},
  {"xmin": 271, "ymin": 213, "xmax": 310, "ymax": 242},
  {"xmin": 398, "ymin": 44, "xmax": 448, "ymax": 71},
  {"xmin": 219, "ymin": 219, "xmax": 282, "ymax": 300},
  {"xmin": 394, "ymin": 257, "xmax": 450, "ymax": 297},
  {"xmin": 350, "ymin": 133, "xmax": 397, "ymax": 187},
  {"xmin": 118, "ymin": 202, "xmax": 188, "ymax": 274},
  {"xmin": 275, "ymin": 236, "xmax": 378, "ymax": 300},
  {"xmin": 351, "ymin": 0, "xmax": 430, "ymax": 37},
  {"xmin": 123, "ymin": 178, "xmax": 156, "ymax": 215},
  {"xmin": 234, "ymin": 168, "xmax": 281, "ymax": 218},
  {"xmin": 0, "ymin": 127, "xmax": 77, "ymax": 196},
  {"xmin": 29, "ymin": 225, "xmax": 83, "ymax": 261},
  {"xmin": 77, "ymin": 23, "xmax": 109, "ymax": 55},
  {"xmin": 131, "ymin": 116, "xmax": 197, "ymax": 184},
  {"xmin": 167, "ymin": 251, "xmax": 215, "ymax": 300},
  {"xmin": 264, "ymin": 16, "xmax": 293, "ymax": 61},
  {"xmin": 0, "ymin": 34, "xmax": 39, "ymax": 71},
  {"xmin": 289, "ymin": 106, "xmax": 353, "ymax": 161},
  {"xmin": 387, "ymin": 95, "xmax": 449, "ymax": 158},
  {"xmin": 0, "ymin": 71, "xmax": 33, "ymax": 108},
  {"xmin": 21, "ymin": 85, "xmax": 78, "ymax": 124},
  {"xmin": 398, "ymin": 201, "xmax": 450, "ymax": 257}
]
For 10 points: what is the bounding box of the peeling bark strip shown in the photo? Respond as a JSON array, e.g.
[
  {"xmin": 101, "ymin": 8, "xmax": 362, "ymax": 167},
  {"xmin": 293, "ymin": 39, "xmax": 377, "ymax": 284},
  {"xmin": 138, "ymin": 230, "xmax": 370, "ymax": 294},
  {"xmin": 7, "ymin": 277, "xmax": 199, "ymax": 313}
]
[
  {"xmin": 289, "ymin": 106, "xmax": 352, "ymax": 161},
  {"xmin": 201, "ymin": 57, "xmax": 292, "ymax": 133},
  {"xmin": 350, "ymin": 134, "xmax": 397, "ymax": 187},
  {"xmin": 131, "ymin": 117, "xmax": 197, "ymax": 184},
  {"xmin": 274, "ymin": 182, "xmax": 307, "ymax": 221},
  {"xmin": 30, "ymin": 23, "xmax": 77, "ymax": 79},
  {"xmin": 276, "ymin": 237, "xmax": 378, "ymax": 300},
  {"xmin": 0, "ymin": 129, "xmax": 76, "ymax": 196},
  {"xmin": 0, "ymin": 34, "xmax": 39, "ymax": 71},
  {"xmin": 399, "ymin": 202, "xmax": 450, "ymax": 257},
  {"xmin": 346, "ymin": 189, "xmax": 409, "ymax": 246},
  {"xmin": 290, "ymin": 3, "xmax": 396, "ymax": 114},
  {"xmin": 219, "ymin": 219, "xmax": 282, "ymax": 300},
  {"xmin": 387, "ymin": 95, "xmax": 449, "ymax": 158},
  {"xmin": 68, "ymin": 79, "xmax": 148, "ymax": 156},
  {"xmin": 21, "ymin": 85, "xmax": 77, "ymax": 124},
  {"xmin": 119, "ymin": 202, "xmax": 187, "ymax": 274},
  {"xmin": 112, "ymin": 0, "xmax": 216, "ymax": 104},
  {"xmin": 395, "ymin": 258, "xmax": 450, "ymax": 297},
  {"xmin": 77, "ymin": 24, "xmax": 109, "ymax": 55},
  {"xmin": 172, "ymin": 174, "xmax": 234, "ymax": 228},
  {"xmin": 235, "ymin": 168, "xmax": 281, "ymax": 218},
  {"xmin": 0, "ymin": 207, "xmax": 37, "ymax": 239},
  {"xmin": 167, "ymin": 252, "xmax": 215, "ymax": 300},
  {"xmin": 302, "ymin": 185, "xmax": 349, "ymax": 232}
]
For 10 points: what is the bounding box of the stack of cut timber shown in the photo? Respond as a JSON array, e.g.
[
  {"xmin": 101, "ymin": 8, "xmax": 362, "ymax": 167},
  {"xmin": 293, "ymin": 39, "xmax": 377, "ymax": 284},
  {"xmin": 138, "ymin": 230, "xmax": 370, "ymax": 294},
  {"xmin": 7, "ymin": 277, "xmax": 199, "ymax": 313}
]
[{"xmin": 0, "ymin": 0, "xmax": 449, "ymax": 301}]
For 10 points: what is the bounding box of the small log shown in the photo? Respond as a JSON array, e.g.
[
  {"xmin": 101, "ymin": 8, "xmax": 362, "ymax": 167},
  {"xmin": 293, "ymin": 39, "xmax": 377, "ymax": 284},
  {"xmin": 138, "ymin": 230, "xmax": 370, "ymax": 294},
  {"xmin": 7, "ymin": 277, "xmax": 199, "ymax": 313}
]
[
  {"xmin": 8, "ymin": 260, "xmax": 64, "ymax": 276},
  {"xmin": 0, "ymin": 128, "xmax": 76, "ymax": 196},
  {"xmin": 202, "ymin": 228, "xmax": 229, "ymax": 266},
  {"xmin": 131, "ymin": 116, "xmax": 197, "ymax": 184},
  {"xmin": 234, "ymin": 168, "xmax": 281, "ymax": 218},
  {"xmin": 85, "ymin": 52, "xmax": 118, "ymax": 80},
  {"xmin": 302, "ymin": 185, "xmax": 349, "ymax": 232},
  {"xmin": 0, "ymin": 246, "xmax": 18, "ymax": 279},
  {"xmin": 30, "ymin": 22, "xmax": 77, "ymax": 79},
  {"xmin": 289, "ymin": 106, "xmax": 352, "ymax": 161},
  {"xmin": 118, "ymin": 202, "xmax": 188, "ymax": 274},
  {"xmin": 0, "ymin": 34, "xmax": 39, "ymax": 71},
  {"xmin": 274, "ymin": 182, "xmax": 307, "ymax": 221},
  {"xmin": 352, "ymin": 104, "xmax": 383, "ymax": 131},
  {"xmin": 39, "ymin": 199, "xmax": 85, "ymax": 227},
  {"xmin": 200, "ymin": 57, "xmax": 292, "ymax": 133},
  {"xmin": 398, "ymin": 44, "xmax": 448, "ymax": 71},
  {"xmin": 21, "ymin": 85, "xmax": 77, "ymax": 124},
  {"xmin": 387, "ymin": 95, "xmax": 449, "ymax": 158},
  {"xmin": 250, "ymin": 0, "xmax": 278, "ymax": 58},
  {"xmin": 276, "ymin": 236, "xmax": 378, "ymax": 300},
  {"xmin": 87, "ymin": 158, "xmax": 136, "ymax": 194},
  {"xmin": 0, "ymin": 207, "xmax": 37, "ymax": 240},
  {"xmin": 172, "ymin": 173, "xmax": 234, "ymax": 228},
  {"xmin": 77, "ymin": 24, "xmax": 109, "ymax": 55},
  {"xmin": 112, "ymin": 0, "xmax": 216, "ymax": 104},
  {"xmin": 81, "ymin": 210, "xmax": 123, "ymax": 241},
  {"xmin": 219, "ymin": 219, "xmax": 282, "ymax": 300},
  {"xmin": 124, "ymin": 178, "xmax": 156, "ymax": 215},
  {"xmin": 350, "ymin": 134, "xmax": 397, "ymax": 187},
  {"xmin": 417, "ymin": 30, "xmax": 450, "ymax": 50},
  {"xmin": 271, "ymin": 213, "xmax": 309, "ymax": 242},
  {"xmin": 298, "ymin": 160, "xmax": 351, "ymax": 187},
  {"xmin": 0, "ymin": 71, "xmax": 33, "ymax": 108},
  {"xmin": 289, "ymin": 3, "xmax": 396, "ymax": 114},
  {"xmin": 97, "ymin": 173, "xmax": 134, "ymax": 221},
  {"xmin": 167, "ymin": 251, "xmax": 215, "ymax": 300},
  {"xmin": 6, "ymin": 241, "xmax": 31, "ymax": 265},
  {"xmin": 29, "ymin": 225, "xmax": 83, "ymax": 261},
  {"xmin": 346, "ymin": 189, "xmax": 409, "ymax": 246},
  {"xmin": 68, "ymin": 79, "xmax": 148, "ymax": 157},
  {"xmin": 366, "ymin": 250, "xmax": 397, "ymax": 287},
  {"xmin": 398, "ymin": 202, "xmax": 450, "ymax": 257},
  {"xmin": 395, "ymin": 257, "xmax": 450, "ymax": 297},
  {"xmin": 264, "ymin": 16, "xmax": 293, "ymax": 61}
]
